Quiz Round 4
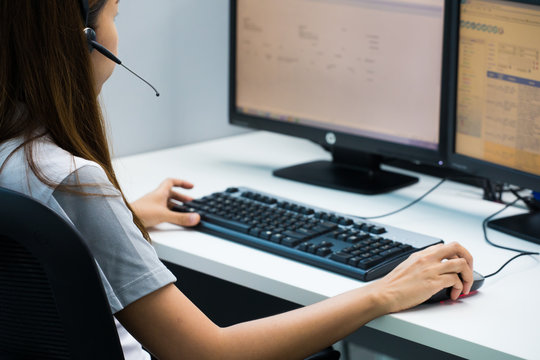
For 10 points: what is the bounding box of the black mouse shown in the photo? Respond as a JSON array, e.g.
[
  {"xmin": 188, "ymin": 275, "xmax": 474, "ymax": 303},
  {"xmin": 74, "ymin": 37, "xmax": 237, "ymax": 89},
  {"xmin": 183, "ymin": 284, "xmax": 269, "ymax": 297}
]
[{"xmin": 424, "ymin": 270, "xmax": 485, "ymax": 304}]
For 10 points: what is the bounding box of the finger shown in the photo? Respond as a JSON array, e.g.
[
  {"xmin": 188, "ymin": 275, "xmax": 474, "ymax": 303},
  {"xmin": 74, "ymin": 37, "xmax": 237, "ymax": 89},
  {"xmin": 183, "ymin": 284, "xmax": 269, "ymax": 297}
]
[
  {"xmin": 438, "ymin": 258, "xmax": 474, "ymax": 295},
  {"xmin": 166, "ymin": 211, "xmax": 200, "ymax": 227},
  {"xmin": 433, "ymin": 242, "xmax": 474, "ymax": 269},
  {"xmin": 169, "ymin": 190, "xmax": 193, "ymax": 203},
  {"xmin": 438, "ymin": 273, "xmax": 463, "ymax": 301},
  {"xmin": 169, "ymin": 178, "xmax": 194, "ymax": 190},
  {"xmin": 158, "ymin": 178, "xmax": 194, "ymax": 193},
  {"xmin": 449, "ymin": 275, "xmax": 464, "ymax": 300}
]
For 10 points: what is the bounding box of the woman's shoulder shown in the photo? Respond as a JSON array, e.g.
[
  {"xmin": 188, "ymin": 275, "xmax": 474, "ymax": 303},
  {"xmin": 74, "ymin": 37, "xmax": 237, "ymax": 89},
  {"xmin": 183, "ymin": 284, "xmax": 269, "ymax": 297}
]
[
  {"xmin": 0, "ymin": 135, "xmax": 108, "ymax": 199},
  {"xmin": 35, "ymin": 136, "xmax": 103, "ymax": 181}
]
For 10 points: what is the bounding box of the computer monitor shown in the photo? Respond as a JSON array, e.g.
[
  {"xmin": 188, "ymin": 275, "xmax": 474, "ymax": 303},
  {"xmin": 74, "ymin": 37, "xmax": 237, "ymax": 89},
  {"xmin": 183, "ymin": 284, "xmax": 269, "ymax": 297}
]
[
  {"xmin": 447, "ymin": 0, "xmax": 540, "ymax": 244},
  {"xmin": 229, "ymin": 0, "xmax": 450, "ymax": 194}
]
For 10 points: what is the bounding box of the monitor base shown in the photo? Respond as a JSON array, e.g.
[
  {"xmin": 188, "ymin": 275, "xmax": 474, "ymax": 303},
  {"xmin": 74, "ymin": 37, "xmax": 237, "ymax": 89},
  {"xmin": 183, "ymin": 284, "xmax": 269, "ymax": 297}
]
[
  {"xmin": 488, "ymin": 212, "xmax": 540, "ymax": 245},
  {"xmin": 273, "ymin": 160, "xmax": 418, "ymax": 195}
]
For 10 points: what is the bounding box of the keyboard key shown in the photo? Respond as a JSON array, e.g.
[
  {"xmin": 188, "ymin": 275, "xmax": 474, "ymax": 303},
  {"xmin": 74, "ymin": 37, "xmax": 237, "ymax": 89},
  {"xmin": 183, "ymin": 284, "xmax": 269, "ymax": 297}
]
[
  {"xmin": 318, "ymin": 241, "xmax": 335, "ymax": 248},
  {"xmin": 338, "ymin": 217, "xmax": 354, "ymax": 226},
  {"xmin": 329, "ymin": 252, "xmax": 353, "ymax": 264},
  {"xmin": 357, "ymin": 232, "xmax": 370, "ymax": 240},
  {"xmin": 320, "ymin": 221, "xmax": 338, "ymax": 229},
  {"xmin": 337, "ymin": 234, "xmax": 348, "ymax": 241},
  {"xmin": 357, "ymin": 255, "xmax": 384, "ymax": 270},
  {"xmin": 296, "ymin": 227, "xmax": 321, "ymax": 237},
  {"xmin": 329, "ymin": 215, "xmax": 340, "ymax": 223},
  {"xmin": 379, "ymin": 247, "xmax": 403, "ymax": 259},
  {"xmin": 282, "ymin": 230, "xmax": 310, "ymax": 241},
  {"xmin": 371, "ymin": 226, "xmax": 387, "ymax": 234},
  {"xmin": 398, "ymin": 244, "xmax": 413, "ymax": 253},
  {"xmin": 316, "ymin": 247, "xmax": 332, "ymax": 257},
  {"xmin": 241, "ymin": 192, "xmax": 253, "ymax": 199},
  {"xmin": 270, "ymin": 234, "xmax": 284, "ymax": 244},
  {"xmin": 249, "ymin": 227, "xmax": 262, "ymax": 237},
  {"xmin": 361, "ymin": 224, "xmax": 374, "ymax": 232},
  {"xmin": 282, "ymin": 237, "xmax": 303, "ymax": 248},
  {"xmin": 203, "ymin": 214, "xmax": 251, "ymax": 233},
  {"xmin": 320, "ymin": 213, "xmax": 330, "ymax": 221},
  {"xmin": 346, "ymin": 236, "xmax": 360, "ymax": 243}
]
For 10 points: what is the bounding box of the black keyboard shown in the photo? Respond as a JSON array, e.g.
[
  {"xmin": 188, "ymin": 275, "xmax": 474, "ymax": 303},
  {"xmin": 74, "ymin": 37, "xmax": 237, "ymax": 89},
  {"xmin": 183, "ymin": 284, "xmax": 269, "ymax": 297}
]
[{"xmin": 173, "ymin": 187, "xmax": 443, "ymax": 281}]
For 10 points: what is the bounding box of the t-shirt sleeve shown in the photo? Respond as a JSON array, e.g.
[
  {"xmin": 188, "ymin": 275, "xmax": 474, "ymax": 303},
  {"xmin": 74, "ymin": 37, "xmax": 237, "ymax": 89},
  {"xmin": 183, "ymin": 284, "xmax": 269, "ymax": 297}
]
[{"xmin": 52, "ymin": 165, "xmax": 176, "ymax": 314}]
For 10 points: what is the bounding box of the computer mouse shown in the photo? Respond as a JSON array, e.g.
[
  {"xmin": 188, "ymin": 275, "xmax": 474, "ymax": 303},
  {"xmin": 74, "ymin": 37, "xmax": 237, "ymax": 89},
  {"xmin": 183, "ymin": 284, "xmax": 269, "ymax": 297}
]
[{"xmin": 424, "ymin": 270, "xmax": 485, "ymax": 304}]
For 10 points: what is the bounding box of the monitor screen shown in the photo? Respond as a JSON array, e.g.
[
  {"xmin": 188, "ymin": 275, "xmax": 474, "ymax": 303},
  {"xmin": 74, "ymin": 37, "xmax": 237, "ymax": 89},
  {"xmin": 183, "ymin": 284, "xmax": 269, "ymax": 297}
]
[
  {"xmin": 449, "ymin": 0, "xmax": 540, "ymax": 244},
  {"xmin": 455, "ymin": 0, "xmax": 540, "ymax": 178},
  {"xmin": 230, "ymin": 0, "xmax": 448, "ymax": 194}
]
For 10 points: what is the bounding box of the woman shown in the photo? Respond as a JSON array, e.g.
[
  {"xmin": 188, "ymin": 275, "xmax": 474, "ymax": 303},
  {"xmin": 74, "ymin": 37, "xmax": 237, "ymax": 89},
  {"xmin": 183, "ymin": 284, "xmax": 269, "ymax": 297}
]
[{"xmin": 0, "ymin": 0, "xmax": 474, "ymax": 359}]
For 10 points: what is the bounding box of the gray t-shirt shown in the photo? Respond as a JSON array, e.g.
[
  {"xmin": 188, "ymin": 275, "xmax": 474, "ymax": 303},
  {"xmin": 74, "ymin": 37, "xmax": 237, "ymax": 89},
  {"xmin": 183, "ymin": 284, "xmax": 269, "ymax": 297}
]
[{"xmin": 53, "ymin": 165, "xmax": 176, "ymax": 314}]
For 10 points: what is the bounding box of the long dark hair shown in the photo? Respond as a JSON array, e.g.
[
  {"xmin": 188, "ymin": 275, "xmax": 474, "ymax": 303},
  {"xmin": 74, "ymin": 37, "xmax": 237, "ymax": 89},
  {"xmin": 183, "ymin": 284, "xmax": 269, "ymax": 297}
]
[{"xmin": 0, "ymin": 0, "xmax": 151, "ymax": 241}]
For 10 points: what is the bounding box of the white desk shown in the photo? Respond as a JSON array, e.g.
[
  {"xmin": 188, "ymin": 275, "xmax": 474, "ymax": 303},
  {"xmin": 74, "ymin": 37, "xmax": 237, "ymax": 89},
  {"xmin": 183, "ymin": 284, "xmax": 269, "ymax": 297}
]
[{"xmin": 114, "ymin": 132, "xmax": 540, "ymax": 360}]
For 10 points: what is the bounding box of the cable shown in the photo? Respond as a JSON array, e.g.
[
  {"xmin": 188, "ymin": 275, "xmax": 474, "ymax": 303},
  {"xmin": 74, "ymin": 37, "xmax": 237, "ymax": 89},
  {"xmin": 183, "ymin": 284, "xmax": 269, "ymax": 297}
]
[
  {"xmin": 481, "ymin": 196, "xmax": 539, "ymax": 278},
  {"xmin": 509, "ymin": 188, "xmax": 540, "ymax": 212},
  {"xmin": 358, "ymin": 175, "xmax": 488, "ymax": 220},
  {"xmin": 481, "ymin": 197, "xmax": 538, "ymax": 254},
  {"xmin": 484, "ymin": 252, "xmax": 536, "ymax": 278},
  {"xmin": 359, "ymin": 178, "xmax": 447, "ymax": 220}
]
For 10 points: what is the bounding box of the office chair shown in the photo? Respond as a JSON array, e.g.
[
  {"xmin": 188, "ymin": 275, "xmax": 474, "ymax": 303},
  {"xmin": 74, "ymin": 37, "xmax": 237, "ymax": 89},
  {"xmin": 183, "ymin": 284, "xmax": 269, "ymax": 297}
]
[{"xmin": 0, "ymin": 187, "xmax": 125, "ymax": 360}]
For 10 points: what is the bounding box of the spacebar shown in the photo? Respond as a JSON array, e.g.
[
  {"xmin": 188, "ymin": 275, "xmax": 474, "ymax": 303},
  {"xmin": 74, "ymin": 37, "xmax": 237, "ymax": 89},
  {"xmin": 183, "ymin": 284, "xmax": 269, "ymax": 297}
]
[{"xmin": 202, "ymin": 214, "xmax": 251, "ymax": 233}]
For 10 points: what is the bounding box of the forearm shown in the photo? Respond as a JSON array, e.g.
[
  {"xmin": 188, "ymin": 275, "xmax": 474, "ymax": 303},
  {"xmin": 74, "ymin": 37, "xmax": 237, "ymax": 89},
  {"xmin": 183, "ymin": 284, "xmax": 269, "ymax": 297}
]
[
  {"xmin": 216, "ymin": 282, "xmax": 388, "ymax": 360},
  {"xmin": 121, "ymin": 243, "xmax": 473, "ymax": 360}
]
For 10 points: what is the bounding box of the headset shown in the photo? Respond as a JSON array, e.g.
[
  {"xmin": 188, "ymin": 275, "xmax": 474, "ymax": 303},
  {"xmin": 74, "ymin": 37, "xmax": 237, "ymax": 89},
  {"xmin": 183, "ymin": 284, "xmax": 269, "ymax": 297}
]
[{"xmin": 78, "ymin": 0, "xmax": 160, "ymax": 96}]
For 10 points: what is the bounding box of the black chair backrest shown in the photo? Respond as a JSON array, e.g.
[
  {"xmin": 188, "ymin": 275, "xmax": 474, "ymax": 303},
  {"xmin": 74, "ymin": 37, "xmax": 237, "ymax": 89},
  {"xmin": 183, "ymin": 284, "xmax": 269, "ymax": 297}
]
[{"xmin": 0, "ymin": 187, "xmax": 125, "ymax": 360}]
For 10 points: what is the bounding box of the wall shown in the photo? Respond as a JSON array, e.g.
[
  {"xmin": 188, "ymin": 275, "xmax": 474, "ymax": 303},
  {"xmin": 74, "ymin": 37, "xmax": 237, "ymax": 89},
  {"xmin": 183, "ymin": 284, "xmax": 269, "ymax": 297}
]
[{"xmin": 101, "ymin": 0, "xmax": 248, "ymax": 157}]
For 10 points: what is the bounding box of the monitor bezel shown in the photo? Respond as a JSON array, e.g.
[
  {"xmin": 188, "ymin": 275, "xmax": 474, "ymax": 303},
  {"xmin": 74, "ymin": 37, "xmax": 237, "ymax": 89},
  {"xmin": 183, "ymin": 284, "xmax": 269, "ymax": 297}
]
[
  {"xmin": 229, "ymin": 0, "xmax": 452, "ymax": 168},
  {"xmin": 446, "ymin": 0, "xmax": 540, "ymax": 191}
]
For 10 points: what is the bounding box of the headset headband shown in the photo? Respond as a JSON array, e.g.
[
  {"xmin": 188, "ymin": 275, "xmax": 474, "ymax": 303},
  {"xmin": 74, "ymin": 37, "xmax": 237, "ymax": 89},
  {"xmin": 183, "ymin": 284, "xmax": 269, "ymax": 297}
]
[{"xmin": 79, "ymin": 0, "xmax": 89, "ymax": 26}]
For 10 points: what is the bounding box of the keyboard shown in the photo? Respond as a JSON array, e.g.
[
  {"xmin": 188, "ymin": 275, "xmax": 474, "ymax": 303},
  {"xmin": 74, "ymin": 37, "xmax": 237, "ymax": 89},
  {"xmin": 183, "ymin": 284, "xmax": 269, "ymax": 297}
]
[{"xmin": 173, "ymin": 187, "xmax": 443, "ymax": 281}]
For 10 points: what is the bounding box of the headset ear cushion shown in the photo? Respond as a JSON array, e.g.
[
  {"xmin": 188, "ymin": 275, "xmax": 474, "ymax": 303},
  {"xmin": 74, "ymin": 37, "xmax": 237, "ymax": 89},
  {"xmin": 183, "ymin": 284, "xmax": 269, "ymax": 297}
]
[{"xmin": 83, "ymin": 27, "xmax": 97, "ymax": 52}]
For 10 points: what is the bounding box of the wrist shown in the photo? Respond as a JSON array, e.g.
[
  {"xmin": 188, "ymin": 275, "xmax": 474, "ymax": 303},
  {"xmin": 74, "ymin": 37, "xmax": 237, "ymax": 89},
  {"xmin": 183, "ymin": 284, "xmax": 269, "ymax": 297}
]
[{"xmin": 363, "ymin": 281, "xmax": 394, "ymax": 317}]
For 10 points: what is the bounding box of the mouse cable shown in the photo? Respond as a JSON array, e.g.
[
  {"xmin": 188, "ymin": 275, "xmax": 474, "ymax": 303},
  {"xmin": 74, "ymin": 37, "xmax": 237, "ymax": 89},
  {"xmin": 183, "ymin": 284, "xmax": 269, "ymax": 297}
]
[
  {"xmin": 482, "ymin": 196, "xmax": 539, "ymax": 278},
  {"xmin": 358, "ymin": 175, "xmax": 500, "ymax": 221},
  {"xmin": 483, "ymin": 252, "xmax": 536, "ymax": 278},
  {"xmin": 482, "ymin": 197, "xmax": 539, "ymax": 254},
  {"xmin": 358, "ymin": 178, "xmax": 447, "ymax": 220}
]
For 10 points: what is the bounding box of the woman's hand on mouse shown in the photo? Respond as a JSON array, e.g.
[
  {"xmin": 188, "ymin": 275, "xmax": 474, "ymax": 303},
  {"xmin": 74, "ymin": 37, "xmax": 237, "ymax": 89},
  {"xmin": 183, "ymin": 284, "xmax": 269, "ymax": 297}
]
[
  {"xmin": 131, "ymin": 178, "xmax": 201, "ymax": 228},
  {"xmin": 371, "ymin": 242, "xmax": 474, "ymax": 313}
]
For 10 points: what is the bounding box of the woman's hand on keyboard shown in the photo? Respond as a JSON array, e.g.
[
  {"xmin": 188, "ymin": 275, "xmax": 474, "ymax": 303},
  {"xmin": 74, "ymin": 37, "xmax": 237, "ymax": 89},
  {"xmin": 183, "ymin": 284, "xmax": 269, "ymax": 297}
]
[
  {"xmin": 131, "ymin": 178, "xmax": 201, "ymax": 228},
  {"xmin": 373, "ymin": 242, "xmax": 474, "ymax": 313}
]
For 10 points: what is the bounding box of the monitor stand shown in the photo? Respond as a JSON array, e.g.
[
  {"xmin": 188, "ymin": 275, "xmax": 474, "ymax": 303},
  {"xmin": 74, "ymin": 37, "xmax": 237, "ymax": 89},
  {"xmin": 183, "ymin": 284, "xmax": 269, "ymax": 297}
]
[
  {"xmin": 273, "ymin": 147, "xmax": 418, "ymax": 195},
  {"xmin": 488, "ymin": 211, "xmax": 540, "ymax": 246}
]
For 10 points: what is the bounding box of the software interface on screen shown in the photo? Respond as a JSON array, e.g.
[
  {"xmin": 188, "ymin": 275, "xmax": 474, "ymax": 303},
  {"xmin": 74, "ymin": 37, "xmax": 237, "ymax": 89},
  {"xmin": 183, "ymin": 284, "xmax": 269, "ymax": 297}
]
[
  {"xmin": 235, "ymin": 0, "xmax": 445, "ymax": 151},
  {"xmin": 456, "ymin": 0, "xmax": 540, "ymax": 176}
]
